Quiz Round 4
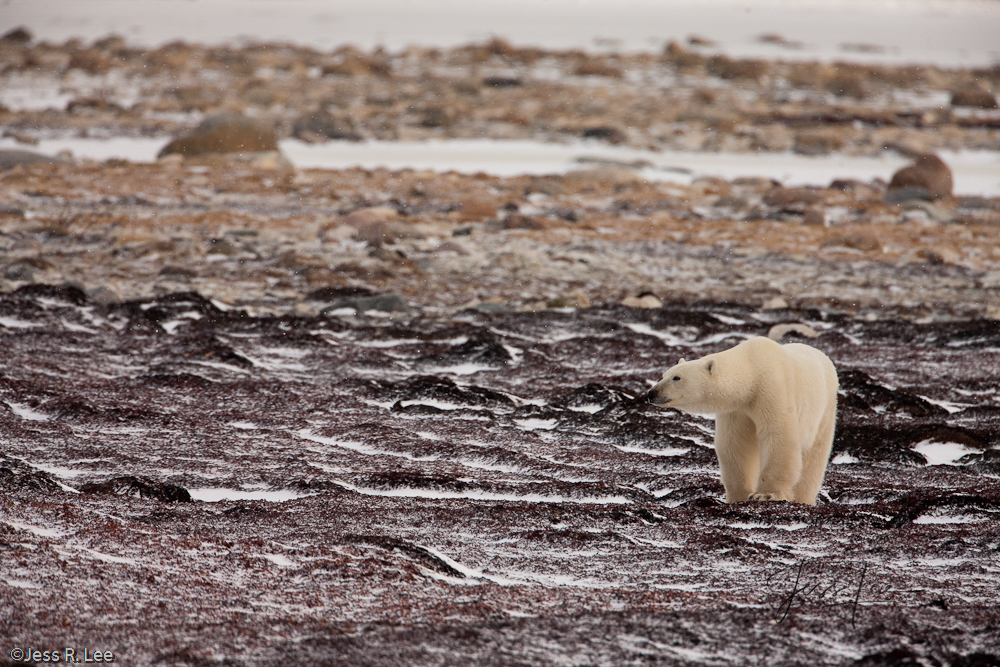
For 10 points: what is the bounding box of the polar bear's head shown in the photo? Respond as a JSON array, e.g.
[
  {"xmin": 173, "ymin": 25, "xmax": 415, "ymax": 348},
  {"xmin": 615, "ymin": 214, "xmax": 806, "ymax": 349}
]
[{"xmin": 645, "ymin": 356, "xmax": 719, "ymax": 413}]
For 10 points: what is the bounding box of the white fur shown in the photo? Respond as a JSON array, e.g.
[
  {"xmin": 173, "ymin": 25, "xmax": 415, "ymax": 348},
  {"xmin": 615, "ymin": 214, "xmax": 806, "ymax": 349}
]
[{"xmin": 648, "ymin": 336, "xmax": 838, "ymax": 505}]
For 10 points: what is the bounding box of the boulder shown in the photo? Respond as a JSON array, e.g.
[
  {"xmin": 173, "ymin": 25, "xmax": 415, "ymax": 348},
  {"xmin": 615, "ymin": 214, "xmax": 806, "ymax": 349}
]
[
  {"xmin": 887, "ymin": 154, "xmax": 953, "ymax": 200},
  {"xmin": 158, "ymin": 114, "xmax": 279, "ymax": 157},
  {"xmin": 0, "ymin": 149, "xmax": 67, "ymax": 169},
  {"xmin": 950, "ymin": 88, "xmax": 998, "ymax": 109}
]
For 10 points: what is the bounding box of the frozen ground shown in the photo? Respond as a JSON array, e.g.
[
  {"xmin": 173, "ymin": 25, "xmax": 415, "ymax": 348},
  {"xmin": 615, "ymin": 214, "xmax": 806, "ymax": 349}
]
[
  {"xmin": 4, "ymin": 0, "xmax": 1000, "ymax": 66},
  {"xmin": 3, "ymin": 136, "xmax": 999, "ymax": 195},
  {"xmin": 2, "ymin": 288, "xmax": 1000, "ymax": 666}
]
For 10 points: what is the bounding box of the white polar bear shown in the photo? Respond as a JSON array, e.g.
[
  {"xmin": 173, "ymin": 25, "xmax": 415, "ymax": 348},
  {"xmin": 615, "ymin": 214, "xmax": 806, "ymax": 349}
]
[{"xmin": 646, "ymin": 336, "xmax": 838, "ymax": 505}]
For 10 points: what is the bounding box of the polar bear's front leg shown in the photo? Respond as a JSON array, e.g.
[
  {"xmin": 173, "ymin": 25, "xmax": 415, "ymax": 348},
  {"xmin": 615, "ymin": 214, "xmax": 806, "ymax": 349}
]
[
  {"xmin": 750, "ymin": 417, "xmax": 802, "ymax": 502},
  {"xmin": 714, "ymin": 412, "xmax": 759, "ymax": 503}
]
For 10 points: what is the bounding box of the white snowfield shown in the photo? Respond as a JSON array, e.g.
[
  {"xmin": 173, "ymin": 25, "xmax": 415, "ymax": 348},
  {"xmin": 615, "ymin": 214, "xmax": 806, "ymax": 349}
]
[
  {"xmin": 1, "ymin": 136, "xmax": 998, "ymax": 196},
  {"xmin": 3, "ymin": 0, "xmax": 999, "ymax": 67}
]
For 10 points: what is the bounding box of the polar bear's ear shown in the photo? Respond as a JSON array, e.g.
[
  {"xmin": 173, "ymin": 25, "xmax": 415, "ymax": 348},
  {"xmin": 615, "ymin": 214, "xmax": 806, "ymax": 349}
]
[
  {"xmin": 705, "ymin": 360, "xmax": 715, "ymax": 374},
  {"xmin": 679, "ymin": 358, "xmax": 686, "ymax": 364}
]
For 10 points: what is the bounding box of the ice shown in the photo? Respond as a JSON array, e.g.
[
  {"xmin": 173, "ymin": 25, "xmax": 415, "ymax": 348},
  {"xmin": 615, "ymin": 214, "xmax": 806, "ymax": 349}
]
[
  {"xmin": 2, "ymin": 135, "xmax": 998, "ymax": 196},
  {"xmin": 188, "ymin": 488, "xmax": 315, "ymax": 502},
  {"xmin": 4, "ymin": 402, "xmax": 50, "ymax": 421},
  {"xmin": 831, "ymin": 453, "xmax": 859, "ymax": 465},
  {"xmin": 2, "ymin": 578, "xmax": 42, "ymax": 589},
  {"xmin": 913, "ymin": 440, "xmax": 980, "ymax": 466}
]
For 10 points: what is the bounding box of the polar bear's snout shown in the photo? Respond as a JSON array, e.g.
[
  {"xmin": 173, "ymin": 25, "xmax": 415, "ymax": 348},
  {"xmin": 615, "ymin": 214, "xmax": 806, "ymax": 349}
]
[{"xmin": 645, "ymin": 385, "xmax": 670, "ymax": 405}]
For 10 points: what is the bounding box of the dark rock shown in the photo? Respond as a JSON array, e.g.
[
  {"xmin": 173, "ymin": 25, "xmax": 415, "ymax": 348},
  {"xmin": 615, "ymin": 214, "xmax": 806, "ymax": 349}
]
[
  {"xmin": 158, "ymin": 114, "xmax": 279, "ymax": 157},
  {"xmin": 763, "ymin": 187, "xmax": 823, "ymax": 207},
  {"xmin": 322, "ymin": 293, "xmax": 410, "ymax": 315},
  {"xmin": 12, "ymin": 283, "xmax": 87, "ymax": 305},
  {"xmin": 482, "ymin": 77, "xmax": 521, "ymax": 87},
  {"xmin": 79, "ymin": 475, "xmax": 192, "ymax": 502},
  {"xmin": 0, "ymin": 27, "xmax": 31, "ymax": 43},
  {"xmin": 581, "ymin": 126, "xmax": 626, "ymax": 144},
  {"xmin": 305, "ymin": 286, "xmax": 375, "ymax": 301},
  {"xmin": 887, "ymin": 154, "xmax": 953, "ymax": 199},
  {"xmin": 292, "ymin": 111, "xmax": 362, "ymax": 142},
  {"xmin": 159, "ymin": 265, "xmax": 198, "ymax": 279},
  {"xmin": 3, "ymin": 263, "xmax": 36, "ymax": 281},
  {"xmin": 950, "ymin": 88, "xmax": 998, "ymax": 109},
  {"xmin": 0, "ymin": 149, "xmax": 67, "ymax": 169}
]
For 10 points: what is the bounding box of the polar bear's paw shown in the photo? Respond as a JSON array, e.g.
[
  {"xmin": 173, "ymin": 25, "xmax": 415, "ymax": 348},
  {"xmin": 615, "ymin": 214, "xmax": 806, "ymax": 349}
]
[{"xmin": 749, "ymin": 492, "xmax": 789, "ymax": 502}]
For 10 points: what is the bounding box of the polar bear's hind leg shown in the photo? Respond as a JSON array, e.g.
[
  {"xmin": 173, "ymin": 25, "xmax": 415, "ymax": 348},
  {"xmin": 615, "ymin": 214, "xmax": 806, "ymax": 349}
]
[{"xmin": 793, "ymin": 407, "xmax": 836, "ymax": 505}]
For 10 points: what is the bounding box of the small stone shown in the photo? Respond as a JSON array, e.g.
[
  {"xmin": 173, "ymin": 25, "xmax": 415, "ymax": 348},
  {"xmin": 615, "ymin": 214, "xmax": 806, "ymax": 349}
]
[
  {"xmin": 87, "ymin": 286, "xmax": 121, "ymax": 306},
  {"xmin": 340, "ymin": 207, "xmax": 399, "ymax": 228},
  {"xmin": 322, "ymin": 293, "xmax": 410, "ymax": 315},
  {"xmin": 159, "ymin": 265, "xmax": 198, "ymax": 279},
  {"xmin": 3, "ymin": 263, "xmax": 35, "ymax": 281},
  {"xmin": 768, "ymin": 323, "xmax": 818, "ymax": 340},
  {"xmin": 621, "ymin": 294, "xmax": 662, "ymax": 309},
  {"xmin": 458, "ymin": 198, "xmax": 497, "ymax": 221},
  {"xmin": 887, "ymin": 154, "xmax": 953, "ymax": 199},
  {"xmin": 565, "ymin": 288, "xmax": 591, "ymax": 309},
  {"xmin": 793, "ymin": 131, "xmax": 844, "ymax": 156},
  {"xmin": 292, "ymin": 111, "xmax": 362, "ymax": 142},
  {"xmin": 918, "ymin": 247, "xmax": 961, "ymax": 266},
  {"xmin": 474, "ymin": 302, "xmax": 513, "ymax": 314},
  {"xmin": 503, "ymin": 214, "xmax": 547, "ymax": 230},
  {"xmin": 802, "ymin": 207, "xmax": 826, "ymax": 226},
  {"xmin": 763, "ymin": 187, "xmax": 823, "ymax": 207},
  {"xmin": 434, "ymin": 241, "xmax": 469, "ymax": 255},
  {"xmin": 207, "ymin": 238, "xmax": 241, "ymax": 256},
  {"xmin": 827, "ymin": 231, "xmax": 882, "ymax": 252},
  {"xmin": 356, "ymin": 221, "xmax": 395, "ymax": 246},
  {"xmin": 581, "ymin": 127, "xmax": 626, "ymax": 144},
  {"xmin": 762, "ymin": 297, "xmax": 789, "ymax": 310}
]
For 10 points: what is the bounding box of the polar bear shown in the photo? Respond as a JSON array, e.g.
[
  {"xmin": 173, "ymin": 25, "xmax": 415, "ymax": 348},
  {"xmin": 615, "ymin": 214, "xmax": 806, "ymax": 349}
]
[{"xmin": 645, "ymin": 336, "xmax": 838, "ymax": 505}]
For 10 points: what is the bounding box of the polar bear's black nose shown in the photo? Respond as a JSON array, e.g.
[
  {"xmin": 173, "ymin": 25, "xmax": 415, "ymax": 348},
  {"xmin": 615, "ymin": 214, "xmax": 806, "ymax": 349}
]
[{"xmin": 644, "ymin": 389, "xmax": 657, "ymax": 403}]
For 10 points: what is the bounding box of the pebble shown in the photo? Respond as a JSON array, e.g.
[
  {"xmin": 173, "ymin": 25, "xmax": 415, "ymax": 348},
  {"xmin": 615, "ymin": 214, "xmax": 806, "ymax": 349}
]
[
  {"xmin": 802, "ymin": 207, "xmax": 826, "ymax": 226},
  {"xmin": 763, "ymin": 187, "xmax": 823, "ymax": 207}
]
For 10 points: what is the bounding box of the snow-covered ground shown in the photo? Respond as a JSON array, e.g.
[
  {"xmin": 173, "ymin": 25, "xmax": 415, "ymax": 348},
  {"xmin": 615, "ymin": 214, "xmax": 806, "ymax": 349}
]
[
  {"xmin": 3, "ymin": 136, "xmax": 998, "ymax": 195},
  {"xmin": 4, "ymin": 0, "xmax": 1000, "ymax": 66}
]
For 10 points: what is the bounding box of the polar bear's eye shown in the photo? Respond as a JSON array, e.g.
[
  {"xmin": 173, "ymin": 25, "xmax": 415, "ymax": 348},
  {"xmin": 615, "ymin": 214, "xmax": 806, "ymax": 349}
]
[{"xmin": 672, "ymin": 375, "xmax": 681, "ymax": 381}]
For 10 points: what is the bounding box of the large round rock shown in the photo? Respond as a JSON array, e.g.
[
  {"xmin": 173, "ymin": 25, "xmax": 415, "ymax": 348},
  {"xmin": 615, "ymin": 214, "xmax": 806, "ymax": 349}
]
[
  {"xmin": 158, "ymin": 114, "xmax": 279, "ymax": 158},
  {"xmin": 887, "ymin": 154, "xmax": 953, "ymax": 201}
]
